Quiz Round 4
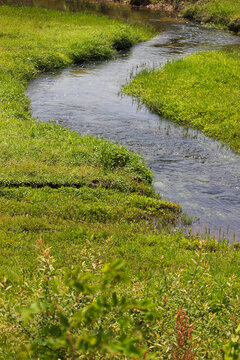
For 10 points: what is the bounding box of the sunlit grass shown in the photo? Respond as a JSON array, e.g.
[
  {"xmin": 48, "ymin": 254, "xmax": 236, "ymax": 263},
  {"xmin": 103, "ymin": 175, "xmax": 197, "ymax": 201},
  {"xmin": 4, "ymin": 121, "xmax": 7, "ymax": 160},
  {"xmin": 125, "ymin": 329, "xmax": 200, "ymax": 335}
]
[
  {"xmin": 183, "ymin": 0, "xmax": 240, "ymax": 32},
  {"xmin": 124, "ymin": 50, "xmax": 240, "ymax": 151}
]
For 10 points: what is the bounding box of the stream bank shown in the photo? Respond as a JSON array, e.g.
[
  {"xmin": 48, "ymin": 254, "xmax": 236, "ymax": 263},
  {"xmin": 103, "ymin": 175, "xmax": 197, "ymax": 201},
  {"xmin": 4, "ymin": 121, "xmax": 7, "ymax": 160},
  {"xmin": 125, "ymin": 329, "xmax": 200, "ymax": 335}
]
[{"xmin": 27, "ymin": 7, "xmax": 240, "ymax": 242}]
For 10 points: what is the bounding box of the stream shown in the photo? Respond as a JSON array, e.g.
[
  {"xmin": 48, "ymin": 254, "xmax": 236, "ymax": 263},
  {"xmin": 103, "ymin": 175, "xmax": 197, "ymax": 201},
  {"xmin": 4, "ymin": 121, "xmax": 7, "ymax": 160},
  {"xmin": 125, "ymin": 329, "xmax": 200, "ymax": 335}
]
[{"xmin": 25, "ymin": 2, "xmax": 240, "ymax": 242}]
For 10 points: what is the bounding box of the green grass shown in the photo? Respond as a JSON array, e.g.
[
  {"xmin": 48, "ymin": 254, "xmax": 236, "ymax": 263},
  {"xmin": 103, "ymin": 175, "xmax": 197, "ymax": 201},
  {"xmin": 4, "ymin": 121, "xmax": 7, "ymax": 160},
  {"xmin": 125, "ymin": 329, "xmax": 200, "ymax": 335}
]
[
  {"xmin": 0, "ymin": 5, "xmax": 239, "ymax": 359},
  {"xmin": 181, "ymin": 0, "xmax": 240, "ymax": 32},
  {"xmin": 123, "ymin": 50, "xmax": 240, "ymax": 151}
]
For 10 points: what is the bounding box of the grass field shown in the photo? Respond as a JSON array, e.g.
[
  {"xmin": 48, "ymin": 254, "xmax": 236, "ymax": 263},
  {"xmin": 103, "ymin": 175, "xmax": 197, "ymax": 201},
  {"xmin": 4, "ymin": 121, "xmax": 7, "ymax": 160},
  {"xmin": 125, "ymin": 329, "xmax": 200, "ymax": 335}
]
[
  {"xmin": 0, "ymin": 6, "xmax": 157, "ymax": 280},
  {"xmin": 182, "ymin": 0, "xmax": 240, "ymax": 32},
  {"xmin": 123, "ymin": 50, "xmax": 240, "ymax": 152},
  {"xmin": 0, "ymin": 5, "xmax": 239, "ymax": 359}
]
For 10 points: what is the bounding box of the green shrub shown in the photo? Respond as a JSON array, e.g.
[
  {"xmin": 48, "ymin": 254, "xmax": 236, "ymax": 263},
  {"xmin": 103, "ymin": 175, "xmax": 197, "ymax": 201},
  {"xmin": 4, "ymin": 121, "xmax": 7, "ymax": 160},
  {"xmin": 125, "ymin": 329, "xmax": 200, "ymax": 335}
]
[
  {"xmin": 222, "ymin": 325, "xmax": 240, "ymax": 360},
  {"xmin": 2, "ymin": 242, "xmax": 153, "ymax": 359},
  {"xmin": 1, "ymin": 240, "xmax": 239, "ymax": 359}
]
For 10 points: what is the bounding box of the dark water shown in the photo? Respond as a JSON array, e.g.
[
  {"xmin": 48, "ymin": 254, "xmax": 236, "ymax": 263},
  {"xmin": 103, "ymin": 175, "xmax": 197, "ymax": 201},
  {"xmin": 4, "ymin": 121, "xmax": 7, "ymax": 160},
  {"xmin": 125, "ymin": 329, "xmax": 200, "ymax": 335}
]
[{"xmin": 24, "ymin": 3, "xmax": 240, "ymax": 242}]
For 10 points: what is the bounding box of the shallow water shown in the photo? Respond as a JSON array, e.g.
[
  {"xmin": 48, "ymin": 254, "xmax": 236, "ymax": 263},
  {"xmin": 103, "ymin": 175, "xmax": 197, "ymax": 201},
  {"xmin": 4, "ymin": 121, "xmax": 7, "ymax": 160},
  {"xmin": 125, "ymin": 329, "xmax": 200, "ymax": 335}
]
[{"xmin": 26, "ymin": 5, "xmax": 240, "ymax": 242}]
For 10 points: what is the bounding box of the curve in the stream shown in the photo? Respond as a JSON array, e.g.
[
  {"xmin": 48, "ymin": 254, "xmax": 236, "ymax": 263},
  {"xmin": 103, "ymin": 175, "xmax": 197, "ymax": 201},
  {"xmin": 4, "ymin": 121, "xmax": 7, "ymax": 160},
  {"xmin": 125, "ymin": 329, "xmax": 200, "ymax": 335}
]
[{"xmin": 27, "ymin": 16, "xmax": 240, "ymax": 242}]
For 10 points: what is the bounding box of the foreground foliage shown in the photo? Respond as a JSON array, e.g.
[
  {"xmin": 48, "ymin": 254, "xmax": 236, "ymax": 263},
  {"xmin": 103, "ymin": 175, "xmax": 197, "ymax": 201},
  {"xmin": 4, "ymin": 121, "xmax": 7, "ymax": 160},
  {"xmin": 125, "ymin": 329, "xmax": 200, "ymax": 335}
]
[
  {"xmin": 123, "ymin": 50, "xmax": 240, "ymax": 151},
  {"xmin": 1, "ymin": 239, "xmax": 240, "ymax": 359}
]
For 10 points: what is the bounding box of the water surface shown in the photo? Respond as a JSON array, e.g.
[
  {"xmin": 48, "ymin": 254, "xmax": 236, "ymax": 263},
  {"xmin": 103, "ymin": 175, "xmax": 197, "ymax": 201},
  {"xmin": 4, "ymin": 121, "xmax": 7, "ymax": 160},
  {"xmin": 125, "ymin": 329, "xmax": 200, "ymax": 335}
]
[{"xmin": 26, "ymin": 6, "xmax": 240, "ymax": 241}]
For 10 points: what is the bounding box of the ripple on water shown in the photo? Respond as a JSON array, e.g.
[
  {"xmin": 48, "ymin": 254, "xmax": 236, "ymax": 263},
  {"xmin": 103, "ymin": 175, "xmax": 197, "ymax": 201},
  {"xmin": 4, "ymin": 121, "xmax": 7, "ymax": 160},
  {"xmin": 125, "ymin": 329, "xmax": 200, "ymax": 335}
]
[{"xmin": 27, "ymin": 15, "xmax": 240, "ymax": 242}]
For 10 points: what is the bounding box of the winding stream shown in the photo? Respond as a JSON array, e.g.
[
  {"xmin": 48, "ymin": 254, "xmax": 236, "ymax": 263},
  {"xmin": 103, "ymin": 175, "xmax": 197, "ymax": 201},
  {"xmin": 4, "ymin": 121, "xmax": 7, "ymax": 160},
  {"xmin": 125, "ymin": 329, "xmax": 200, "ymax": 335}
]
[{"xmin": 26, "ymin": 4, "xmax": 240, "ymax": 241}]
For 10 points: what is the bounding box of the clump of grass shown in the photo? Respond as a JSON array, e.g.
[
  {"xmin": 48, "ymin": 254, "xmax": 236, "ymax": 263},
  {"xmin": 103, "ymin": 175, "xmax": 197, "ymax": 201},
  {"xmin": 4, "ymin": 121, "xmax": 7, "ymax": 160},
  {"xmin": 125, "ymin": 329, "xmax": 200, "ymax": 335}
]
[{"xmin": 123, "ymin": 50, "xmax": 240, "ymax": 151}]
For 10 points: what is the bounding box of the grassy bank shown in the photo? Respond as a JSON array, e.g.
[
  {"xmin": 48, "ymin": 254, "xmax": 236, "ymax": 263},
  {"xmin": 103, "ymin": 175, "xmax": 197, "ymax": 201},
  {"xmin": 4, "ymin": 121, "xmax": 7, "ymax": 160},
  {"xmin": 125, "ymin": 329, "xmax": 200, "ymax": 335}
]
[
  {"xmin": 0, "ymin": 5, "xmax": 239, "ymax": 359},
  {"xmin": 124, "ymin": 50, "xmax": 240, "ymax": 151},
  {"xmin": 181, "ymin": 0, "xmax": 240, "ymax": 33},
  {"xmin": 146, "ymin": 0, "xmax": 240, "ymax": 33},
  {"xmin": 0, "ymin": 6, "xmax": 158, "ymax": 276}
]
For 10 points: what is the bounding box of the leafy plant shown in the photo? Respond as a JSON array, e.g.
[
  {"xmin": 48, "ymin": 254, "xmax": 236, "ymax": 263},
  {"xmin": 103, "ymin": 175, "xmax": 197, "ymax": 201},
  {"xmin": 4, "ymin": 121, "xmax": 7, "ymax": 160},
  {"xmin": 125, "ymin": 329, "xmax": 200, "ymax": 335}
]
[
  {"xmin": 5, "ymin": 240, "xmax": 154, "ymax": 359},
  {"xmin": 223, "ymin": 324, "xmax": 240, "ymax": 360}
]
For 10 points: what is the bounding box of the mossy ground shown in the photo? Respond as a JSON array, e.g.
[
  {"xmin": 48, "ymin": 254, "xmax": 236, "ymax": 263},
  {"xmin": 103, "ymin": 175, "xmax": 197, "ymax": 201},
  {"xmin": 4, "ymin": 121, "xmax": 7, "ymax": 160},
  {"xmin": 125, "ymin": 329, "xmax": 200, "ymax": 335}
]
[
  {"xmin": 123, "ymin": 50, "xmax": 240, "ymax": 152},
  {"xmin": 0, "ymin": 5, "xmax": 239, "ymax": 359}
]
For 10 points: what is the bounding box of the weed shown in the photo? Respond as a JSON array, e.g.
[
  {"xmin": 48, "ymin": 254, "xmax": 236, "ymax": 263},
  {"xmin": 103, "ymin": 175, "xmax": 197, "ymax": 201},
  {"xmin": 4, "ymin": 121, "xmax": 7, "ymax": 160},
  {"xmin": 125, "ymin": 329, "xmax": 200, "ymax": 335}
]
[
  {"xmin": 3, "ymin": 241, "xmax": 153, "ymax": 359},
  {"xmin": 171, "ymin": 307, "xmax": 195, "ymax": 360}
]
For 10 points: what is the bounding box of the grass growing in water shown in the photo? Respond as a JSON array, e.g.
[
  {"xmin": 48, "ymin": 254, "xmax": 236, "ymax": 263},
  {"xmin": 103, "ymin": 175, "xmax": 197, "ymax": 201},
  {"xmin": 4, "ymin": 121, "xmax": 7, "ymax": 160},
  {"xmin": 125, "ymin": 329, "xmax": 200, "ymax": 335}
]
[
  {"xmin": 123, "ymin": 50, "xmax": 240, "ymax": 151},
  {"xmin": 0, "ymin": 5, "xmax": 239, "ymax": 359}
]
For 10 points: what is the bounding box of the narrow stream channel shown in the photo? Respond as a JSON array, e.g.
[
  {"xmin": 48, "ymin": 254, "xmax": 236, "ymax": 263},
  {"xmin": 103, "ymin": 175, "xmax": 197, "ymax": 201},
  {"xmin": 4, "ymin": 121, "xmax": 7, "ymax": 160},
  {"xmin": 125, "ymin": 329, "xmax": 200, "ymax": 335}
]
[{"xmin": 26, "ymin": 3, "xmax": 240, "ymax": 242}]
